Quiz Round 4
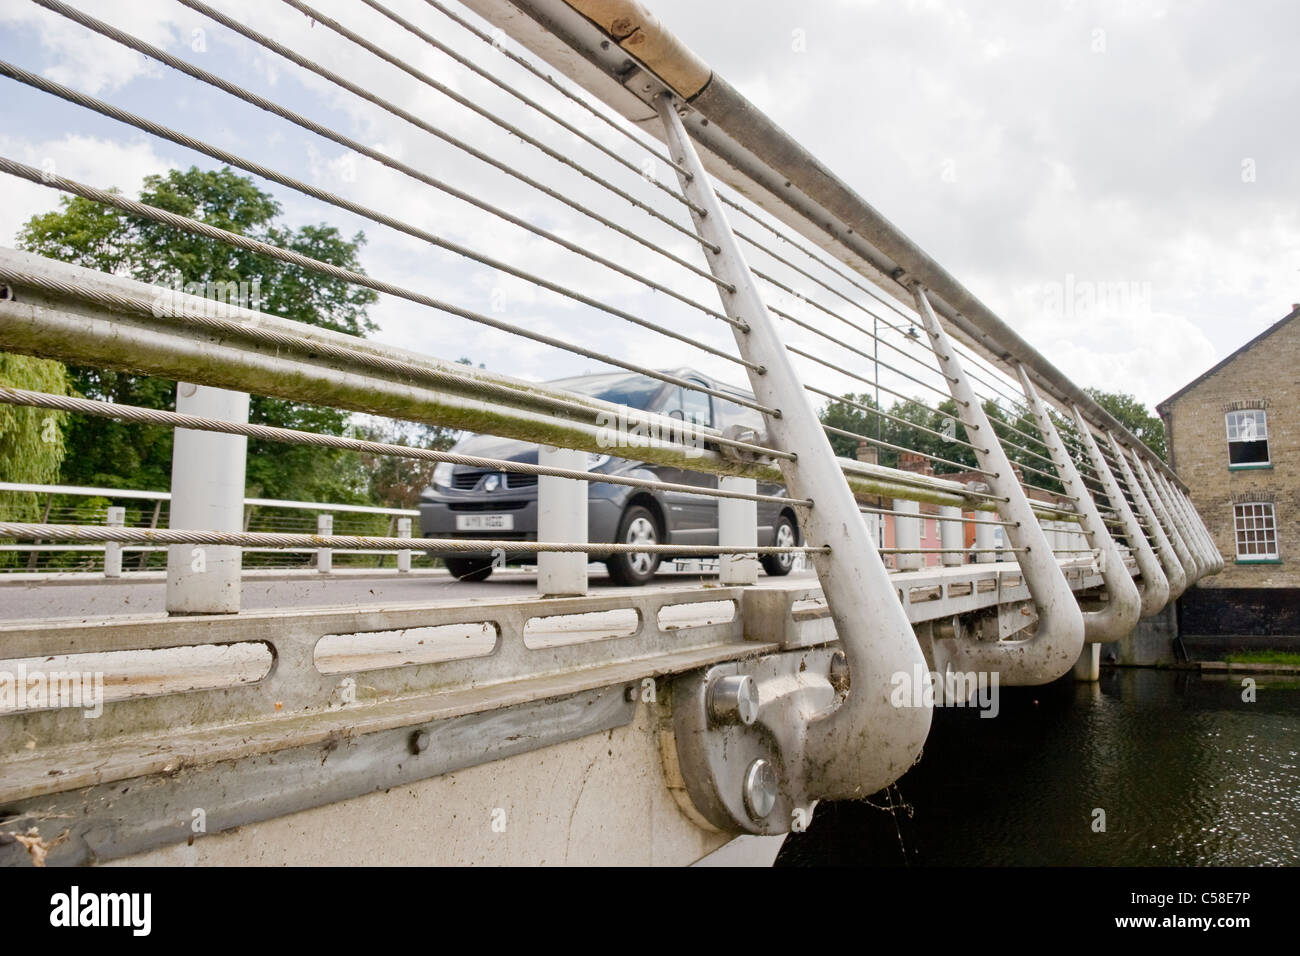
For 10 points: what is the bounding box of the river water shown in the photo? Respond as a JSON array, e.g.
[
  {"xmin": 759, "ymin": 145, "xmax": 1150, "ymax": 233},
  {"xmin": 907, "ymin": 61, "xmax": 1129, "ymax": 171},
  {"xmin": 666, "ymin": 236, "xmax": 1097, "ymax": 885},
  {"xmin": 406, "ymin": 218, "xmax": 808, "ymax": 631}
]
[{"xmin": 777, "ymin": 668, "xmax": 1300, "ymax": 866}]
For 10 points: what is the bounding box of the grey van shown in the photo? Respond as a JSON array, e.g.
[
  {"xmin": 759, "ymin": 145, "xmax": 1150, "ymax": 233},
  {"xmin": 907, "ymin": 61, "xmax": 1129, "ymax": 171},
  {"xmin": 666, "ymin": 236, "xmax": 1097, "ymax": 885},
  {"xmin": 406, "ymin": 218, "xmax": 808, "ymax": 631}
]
[{"xmin": 419, "ymin": 368, "xmax": 801, "ymax": 585}]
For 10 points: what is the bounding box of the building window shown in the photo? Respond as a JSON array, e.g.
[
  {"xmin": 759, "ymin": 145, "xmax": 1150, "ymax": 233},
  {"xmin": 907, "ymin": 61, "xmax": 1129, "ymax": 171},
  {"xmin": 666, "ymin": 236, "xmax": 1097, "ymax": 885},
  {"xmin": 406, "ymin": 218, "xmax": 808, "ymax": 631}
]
[
  {"xmin": 1225, "ymin": 409, "xmax": 1269, "ymax": 466},
  {"xmin": 1233, "ymin": 502, "xmax": 1278, "ymax": 561}
]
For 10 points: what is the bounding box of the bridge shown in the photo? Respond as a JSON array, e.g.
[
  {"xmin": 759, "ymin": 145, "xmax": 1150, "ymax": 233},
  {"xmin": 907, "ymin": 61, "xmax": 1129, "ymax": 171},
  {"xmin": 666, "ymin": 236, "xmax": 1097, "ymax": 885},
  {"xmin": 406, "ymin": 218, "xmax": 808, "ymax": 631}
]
[{"xmin": 0, "ymin": 0, "xmax": 1221, "ymax": 867}]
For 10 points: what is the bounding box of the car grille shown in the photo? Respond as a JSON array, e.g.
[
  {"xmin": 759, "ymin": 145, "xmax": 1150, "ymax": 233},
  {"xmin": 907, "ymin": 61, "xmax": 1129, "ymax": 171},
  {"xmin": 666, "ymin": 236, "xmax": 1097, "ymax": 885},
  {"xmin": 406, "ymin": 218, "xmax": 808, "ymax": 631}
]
[
  {"xmin": 447, "ymin": 501, "xmax": 529, "ymax": 512},
  {"xmin": 451, "ymin": 470, "xmax": 538, "ymax": 490}
]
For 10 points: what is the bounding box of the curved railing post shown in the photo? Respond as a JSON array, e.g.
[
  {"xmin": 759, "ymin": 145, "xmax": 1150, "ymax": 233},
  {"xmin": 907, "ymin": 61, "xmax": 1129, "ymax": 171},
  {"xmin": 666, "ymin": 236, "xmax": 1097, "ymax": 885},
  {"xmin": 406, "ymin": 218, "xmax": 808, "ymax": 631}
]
[
  {"xmin": 1017, "ymin": 370, "xmax": 1140, "ymax": 641},
  {"xmin": 1152, "ymin": 466, "xmax": 1213, "ymax": 580},
  {"xmin": 914, "ymin": 289, "xmax": 1084, "ymax": 683},
  {"xmin": 1109, "ymin": 435, "xmax": 1185, "ymax": 602},
  {"xmin": 656, "ymin": 93, "xmax": 932, "ymax": 827},
  {"xmin": 1068, "ymin": 408, "xmax": 1168, "ymax": 619},
  {"xmin": 1171, "ymin": 482, "xmax": 1223, "ymax": 574},
  {"xmin": 1138, "ymin": 457, "xmax": 1203, "ymax": 584}
]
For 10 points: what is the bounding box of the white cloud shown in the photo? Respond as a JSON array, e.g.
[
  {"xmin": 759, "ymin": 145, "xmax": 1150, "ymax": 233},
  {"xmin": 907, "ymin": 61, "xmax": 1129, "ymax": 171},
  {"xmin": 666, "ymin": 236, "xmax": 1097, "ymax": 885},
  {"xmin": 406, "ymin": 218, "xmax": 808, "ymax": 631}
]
[{"xmin": 0, "ymin": 134, "xmax": 177, "ymax": 251}]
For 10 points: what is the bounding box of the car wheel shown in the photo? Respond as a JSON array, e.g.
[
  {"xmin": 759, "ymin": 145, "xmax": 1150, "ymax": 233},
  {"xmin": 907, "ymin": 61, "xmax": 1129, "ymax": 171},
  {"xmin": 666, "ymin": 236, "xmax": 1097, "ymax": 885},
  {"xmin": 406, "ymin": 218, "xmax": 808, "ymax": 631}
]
[
  {"xmin": 606, "ymin": 505, "xmax": 662, "ymax": 586},
  {"xmin": 444, "ymin": 556, "xmax": 494, "ymax": 582},
  {"xmin": 760, "ymin": 513, "xmax": 799, "ymax": 577}
]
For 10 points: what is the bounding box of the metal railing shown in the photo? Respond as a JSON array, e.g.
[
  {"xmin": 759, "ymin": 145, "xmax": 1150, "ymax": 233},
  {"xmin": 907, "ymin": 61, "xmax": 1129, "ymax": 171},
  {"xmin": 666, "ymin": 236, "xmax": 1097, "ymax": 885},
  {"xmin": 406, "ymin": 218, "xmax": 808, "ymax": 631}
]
[
  {"xmin": 0, "ymin": 482, "xmax": 420, "ymax": 574},
  {"xmin": 0, "ymin": 0, "xmax": 1223, "ymax": 852}
]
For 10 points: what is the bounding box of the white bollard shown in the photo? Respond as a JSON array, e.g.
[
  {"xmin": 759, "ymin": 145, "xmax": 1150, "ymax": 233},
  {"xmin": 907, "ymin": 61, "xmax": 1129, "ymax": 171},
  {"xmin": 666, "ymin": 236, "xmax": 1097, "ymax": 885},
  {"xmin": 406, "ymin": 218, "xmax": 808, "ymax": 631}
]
[
  {"xmin": 537, "ymin": 445, "xmax": 588, "ymax": 596},
  {"xmin": 316, "ymin": 513, "xmax": 333, "ymax": 574},
  {"xmin": 103, "ymin": 506, "xmax": 124, "ymax": 579},
  {"xmin": 718, "ymin": 476, "xmax": 759, "ymax": 585},
  {"xmin": 974, "ymin": 516, "xmax": 996, "ymax": 563},
  {"xmin": 894, "ymin": 498, "xmax": 922, "ymax": 571},
  {"xmin": 166, "ymin": 384, "xmax": 249, "ymax": 615},
  {"xmin": 397, "ymin": 517, "xmax": 412, "ymax": 572},
  {"xmin": 939, "ymin": 505, "xmax": 963, "ymax": 567}
]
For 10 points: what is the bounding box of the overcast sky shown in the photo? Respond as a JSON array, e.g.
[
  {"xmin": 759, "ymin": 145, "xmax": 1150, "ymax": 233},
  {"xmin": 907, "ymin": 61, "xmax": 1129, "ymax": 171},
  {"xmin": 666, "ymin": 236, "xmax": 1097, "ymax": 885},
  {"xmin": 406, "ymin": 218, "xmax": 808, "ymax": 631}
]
[{"xmin": 1, "ymin": 0, "xmax": 1295, "ymax": 413}]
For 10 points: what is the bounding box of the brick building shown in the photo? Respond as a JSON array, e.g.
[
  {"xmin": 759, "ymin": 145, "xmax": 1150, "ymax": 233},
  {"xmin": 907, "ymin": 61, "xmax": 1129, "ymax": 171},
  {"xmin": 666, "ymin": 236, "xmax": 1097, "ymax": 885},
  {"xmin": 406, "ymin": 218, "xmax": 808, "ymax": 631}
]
[{"xmin": 1157, "ymin": 304, "xmax": 1300, "ymax": 644}]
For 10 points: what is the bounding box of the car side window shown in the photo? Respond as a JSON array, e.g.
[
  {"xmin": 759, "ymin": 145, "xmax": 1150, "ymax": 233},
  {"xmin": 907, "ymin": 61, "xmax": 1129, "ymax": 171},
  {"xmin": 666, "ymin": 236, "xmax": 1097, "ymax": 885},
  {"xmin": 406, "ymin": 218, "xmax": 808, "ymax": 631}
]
[
  {"xmin": 715, "ymin": 395, "xmax": 762, "ymax": 433},
  {"xmin": 660, "ymin": 384, "xmax": 713, "ymax": 428}
]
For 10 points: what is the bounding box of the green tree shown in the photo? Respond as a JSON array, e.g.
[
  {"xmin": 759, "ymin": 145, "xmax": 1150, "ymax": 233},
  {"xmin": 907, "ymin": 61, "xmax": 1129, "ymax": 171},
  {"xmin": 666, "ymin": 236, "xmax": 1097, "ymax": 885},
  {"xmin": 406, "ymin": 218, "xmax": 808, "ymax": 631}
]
[
  {"xmin": 16, "ymin": 166, "xmax": 380, "ymax": 501},
  {"xmin": 0, "ymin": 355, "xmax": 69, "ymax": 511},
  {"xmin": 1085, "ymin": 388, "xmax": 1167, "ymax": 462}
]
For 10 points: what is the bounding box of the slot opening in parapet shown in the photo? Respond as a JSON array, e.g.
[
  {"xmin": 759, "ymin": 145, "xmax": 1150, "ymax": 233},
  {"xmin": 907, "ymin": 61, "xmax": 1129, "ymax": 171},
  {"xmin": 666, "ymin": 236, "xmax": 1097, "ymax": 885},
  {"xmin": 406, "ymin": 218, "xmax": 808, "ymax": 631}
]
[
  {"xmin": 656, "ymin": 600, "xmax": 736, "ymax": 632},
  {"xmin": 314, "ymin": 622, "xmax": 499, "ymax": 674},
  {"xmin": 523, "ymin": 608, "xmax": 639, "ymax": 649},
  {"xmin": 0, "ymin": 642, "xmax": 273, "ymax": 714}
]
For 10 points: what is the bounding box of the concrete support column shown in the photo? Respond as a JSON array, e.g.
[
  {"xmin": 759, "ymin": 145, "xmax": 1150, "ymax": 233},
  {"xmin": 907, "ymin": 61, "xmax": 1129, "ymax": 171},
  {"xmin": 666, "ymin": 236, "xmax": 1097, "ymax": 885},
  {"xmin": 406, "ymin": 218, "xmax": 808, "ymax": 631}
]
[
  {"xmin": 939, "ymin": 505, "xmax": 963, "ymax": 567},
  {"xmin": 316, "ymin": 513, "xmax": 333, "ymax": 574},
  {"xmin": 103, "ymin": 506, "xmax": 124, "ymax": 579},
  {"xmin": 397, "ymin": 517, "xmax": 412, "ymax": 573},
  {"xmin": 894, "ymin": 498, "xmax": 922, "ymax": 571},
  {"xmin": 1073, "ymin": 642, "xmax": 1101, "ymax": 682},
  {"xmin": 537, "ymin": 444, "xmax": 588, "ymax": 596},
  {"xmin": 166, "ymin": 383, "xmax": 249, "ymax": 615},
  {"xmin": 718, "ymin": 476, "xmax": 759, "ymax": 585}
]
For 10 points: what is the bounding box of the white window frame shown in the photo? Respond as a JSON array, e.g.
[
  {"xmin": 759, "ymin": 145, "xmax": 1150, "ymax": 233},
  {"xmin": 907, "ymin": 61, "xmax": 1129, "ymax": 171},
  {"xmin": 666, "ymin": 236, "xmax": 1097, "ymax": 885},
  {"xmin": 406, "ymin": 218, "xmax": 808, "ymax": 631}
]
[
  {"xmin": 1232, "ymin": 501, "xmax": 1279, "ymax": 561},
  {"xmin": 1225, "ymin": 409, "xmax": 1270, "ymax": 467}
]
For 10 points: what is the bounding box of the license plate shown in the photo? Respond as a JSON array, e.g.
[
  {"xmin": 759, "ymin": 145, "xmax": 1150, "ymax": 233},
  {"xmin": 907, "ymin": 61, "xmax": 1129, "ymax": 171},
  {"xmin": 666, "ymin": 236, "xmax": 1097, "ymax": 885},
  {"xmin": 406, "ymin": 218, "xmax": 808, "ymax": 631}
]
[{"xmin": 456, "ymin": 514, "xmax": 514, "ymax": 531}]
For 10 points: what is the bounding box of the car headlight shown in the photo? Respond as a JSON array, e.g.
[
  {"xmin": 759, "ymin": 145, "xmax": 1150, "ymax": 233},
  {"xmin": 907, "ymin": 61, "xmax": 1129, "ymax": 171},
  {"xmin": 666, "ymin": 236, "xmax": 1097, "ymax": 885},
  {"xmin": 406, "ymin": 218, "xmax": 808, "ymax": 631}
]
[
  {"xmin": 587, "ymin": 453, "xmax": 610, "ymax": 471},
  {"xmin": 432, "ymin": 461, "xmax": 455, "ymax": 489}
]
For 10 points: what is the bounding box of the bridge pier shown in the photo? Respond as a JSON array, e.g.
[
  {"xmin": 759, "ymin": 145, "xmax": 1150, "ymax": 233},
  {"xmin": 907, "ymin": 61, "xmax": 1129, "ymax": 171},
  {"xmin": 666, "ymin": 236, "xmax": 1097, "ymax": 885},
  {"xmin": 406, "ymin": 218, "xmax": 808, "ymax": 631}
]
[{"xmin": 1073, "ymin": 642, "xmax": 1102, "ymax": 682}]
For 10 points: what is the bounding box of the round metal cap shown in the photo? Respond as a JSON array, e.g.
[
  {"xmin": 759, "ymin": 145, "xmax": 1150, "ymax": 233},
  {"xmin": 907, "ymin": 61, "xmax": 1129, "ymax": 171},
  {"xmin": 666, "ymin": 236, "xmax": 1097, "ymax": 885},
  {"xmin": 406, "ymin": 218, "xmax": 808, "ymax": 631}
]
[
  {"xmin": 707, "ymin": 674, "xmax": 760, "ymax": 726},
  {"xmin": 743, "ymin": 758, "xmax": 779, "ymax": 821}
]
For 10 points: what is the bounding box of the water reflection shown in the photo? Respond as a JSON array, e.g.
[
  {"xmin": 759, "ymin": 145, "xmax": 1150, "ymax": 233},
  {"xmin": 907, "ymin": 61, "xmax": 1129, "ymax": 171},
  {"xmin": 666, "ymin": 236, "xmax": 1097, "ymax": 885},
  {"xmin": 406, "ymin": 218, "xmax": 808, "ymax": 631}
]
[{"xmin": 777, "ymin": 669, "xmax": 1300, "ymax": 866}]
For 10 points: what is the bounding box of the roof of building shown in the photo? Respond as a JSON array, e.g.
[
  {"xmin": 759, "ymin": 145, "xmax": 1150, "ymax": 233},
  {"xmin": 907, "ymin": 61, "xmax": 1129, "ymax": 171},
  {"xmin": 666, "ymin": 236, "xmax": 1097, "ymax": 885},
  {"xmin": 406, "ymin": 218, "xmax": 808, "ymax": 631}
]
[{"xmin": 1157, "ymin": 304, "xmax": 1300, "ymax": 413}]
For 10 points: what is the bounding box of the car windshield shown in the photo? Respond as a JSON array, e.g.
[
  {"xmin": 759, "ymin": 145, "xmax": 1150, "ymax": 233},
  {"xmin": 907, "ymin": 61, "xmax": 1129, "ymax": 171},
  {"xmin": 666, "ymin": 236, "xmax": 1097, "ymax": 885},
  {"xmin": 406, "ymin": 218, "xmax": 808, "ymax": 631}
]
[{"xmin": 548, "ymin": 372, "xmax": 664, "ymax": 410}]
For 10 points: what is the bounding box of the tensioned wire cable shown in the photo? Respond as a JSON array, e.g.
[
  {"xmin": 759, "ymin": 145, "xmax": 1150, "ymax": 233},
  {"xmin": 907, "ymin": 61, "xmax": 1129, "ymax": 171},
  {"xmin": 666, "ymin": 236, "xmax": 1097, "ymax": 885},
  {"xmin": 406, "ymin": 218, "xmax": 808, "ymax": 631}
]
[
  {"xmin": 0, "ymin": 157, "xmax": 778, "ymax": 417},
  {"xmin": 805, "ymin": 386, "xmax": 989, "ymax": 457},
  {"xmin": 855, "ymin": 503, "xmax": 1013, "ymax": 528},
  {"xmin": 0, "ymin": 265, "xmax": 787, "ymax": 462},
  {"xmin": 417, "ymin": 0, "xmax": 692, "ymax": 181},
  {"xmin": 0, "ymin": 523, "xmax": 828, "ymax": 556},
  {"xmin": 0, "ymin": 388, "xmax": 809, "ymax": 507},
  {"xmin": 820, "ymin": 423, "xmax": 996, "ymax": 478},
  {"xmin": 718, "ymin": 176, "xmax": 1149, "ymax": 473},
  {"xmin": 772, "ymin": 304, "xmax": 958, "ymax": 402},
  {"xmin": 220, "ymin": 0, "xmax": 719, "ymax": 259},
  {"xmin": 33, "ymin": 0, "xmax": 743, "ymax": 329},
  {"xmin": 0, "ymin": 61, "xmax": 759, "ymax": 376},
  {"xmin": 351, "ymin": 0, "xmax": 701, "ymax": 215}
]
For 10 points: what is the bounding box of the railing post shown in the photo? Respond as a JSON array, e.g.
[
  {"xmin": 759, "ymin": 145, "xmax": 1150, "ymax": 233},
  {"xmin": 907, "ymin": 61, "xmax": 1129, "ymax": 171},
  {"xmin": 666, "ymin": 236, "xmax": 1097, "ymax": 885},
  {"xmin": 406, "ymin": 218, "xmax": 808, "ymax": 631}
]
[
  {"xmin": 166, "ymin": 383, "xmax": 249, "ymax": 614},
  {"xmin": 316, "ymin": 513, "xmax": 333, "ymax": 574},
  {"xmin": 1084, "ymin": 425, "xmax": 1171, "ymax": 615},
  {"xmin": 1005, "ymin": 387, "xmax": 1136, "ymax": 641},
  {"xmin": 657, "ymin": 93, "xmax": 931, "ymax": 817},
  {"xmin": 913, "ymin": 287, "xmax": 1083, "ymax": 683},
  {"xmin": 894, "ymin": 498, "xmax": 922, "ymax": 571},
  {"xmin": 1111, "ymin": 440, "xmax": 1186, "ymax": 600},
  {"xmin": 1133, "ymin": 454, "xmax": 1199, "ymax": 587},
  {"xmin": 103, "ymin": 505, "xmax": 124, "ymax": 579},
  {"xmin": 397, "ymin": 516, "xmax": 412, "ymax": 573},
  {"xmin": 1147, "ymin": 464, "xmax": 1206, "ymax": 582},
  {"xmin": 537, "ymin": 444, "xmax": 588, "ymax": 596},
  {"xmin": 718, "ymin": 476, "xmax": 758, "ymax": 585},
  {"xmin": 939, "ymin": 505, "xmax": 963, "ymax": 567}
]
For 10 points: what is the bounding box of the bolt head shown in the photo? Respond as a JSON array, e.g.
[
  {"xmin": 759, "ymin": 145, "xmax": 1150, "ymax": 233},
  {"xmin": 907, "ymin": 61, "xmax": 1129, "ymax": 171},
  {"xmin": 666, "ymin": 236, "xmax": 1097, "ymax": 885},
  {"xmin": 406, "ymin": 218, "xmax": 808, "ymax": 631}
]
[
  {"xmin": 829, "ymin": 651, "xmax": 850, "ymax": 693},
  {"xmin": 743, "ymin": 758, "xmax": 778, "ymax": 821},
  {"xmin": 707, "ymin": 674, "xmax": 759, "ymax": 726}
]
